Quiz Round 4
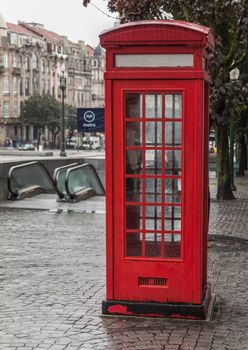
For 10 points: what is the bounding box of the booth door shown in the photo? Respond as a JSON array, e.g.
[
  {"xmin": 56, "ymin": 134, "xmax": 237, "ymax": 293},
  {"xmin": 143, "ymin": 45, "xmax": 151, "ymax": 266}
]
[{"xmin": 112, "ymin": 80, "xmax": 201, "ymax": 304}]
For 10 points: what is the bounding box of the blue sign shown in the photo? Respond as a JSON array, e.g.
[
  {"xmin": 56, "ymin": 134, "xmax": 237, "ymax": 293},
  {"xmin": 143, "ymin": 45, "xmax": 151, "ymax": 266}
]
[{"xmin": 77, "ymin": 108, "xmax": 104, "ymax": 132}]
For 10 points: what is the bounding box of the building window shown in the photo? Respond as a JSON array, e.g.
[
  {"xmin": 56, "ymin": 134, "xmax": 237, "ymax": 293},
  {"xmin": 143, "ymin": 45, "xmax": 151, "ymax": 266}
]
[
  {"xmin": 3, "ymin": 76, "xmax": 9, "ymax": 94},
  {"xmin": 25, "ymin": 78, "xmax": 30, "ymax": 95},
  {"xmin": 13, "ymin": 77, "xmax": 18, "ymax": 94},
  {"xmin": 32, "ymin": 53, "xmax": 38, "ymax": 70},
  {"xmin": 3, "ymin": 53, "xmax": 8, "ymax": 68},
  {"xmin": 25, "ymin": 56, "xmax": 30, "ymax": 71},
  {"xmin": 18, "ymin": 55, "xmax": 23, "ymax": 68},
  {"xmin": 3, "ymin": 101, "xmax": 9, "ymax": 118},
  {"xmin": 14, "ymin": 101, "xmax": 18, "ymax": 117},
  {"xmin": 20, "ymin": 101, "xmax": 23, "ymax": 116},
  {"xmin": 47, "ymin": 60, "xmax": 50, "ymax": 73},
  {"xmin": 41, "ymin": 59, "xmax": 46, "ymax": 73},
  {"xmin": 33, "ymin": 76, "xmax": 39, "ymax": 93},
  {"xmin": 10, "ymin": 33, "xmax": 18, "ymax": 45},
  {"xmin": 47, "ymin": 80, "xmax": 50, "ymax": 94},
  {"xmin": 13, "ymin": 54, "xmax": 17, "ymax": 68},
  {"xmin": 41, "ymin": 79, "xmax": 46, "ymax": 94},
  {"xmin": 20, "ymin": 78, "xmax": 23, "ymax": 96},
  {"xmin": 52, "ymin": 81, "xmax": 55, "ymax": 96}
]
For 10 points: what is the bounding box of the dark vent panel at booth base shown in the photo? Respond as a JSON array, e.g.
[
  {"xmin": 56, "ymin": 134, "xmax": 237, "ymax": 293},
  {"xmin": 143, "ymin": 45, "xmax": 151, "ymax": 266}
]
[{"xmin": 138, "ymin": 277, "xmax": 167, "ymax": 287}]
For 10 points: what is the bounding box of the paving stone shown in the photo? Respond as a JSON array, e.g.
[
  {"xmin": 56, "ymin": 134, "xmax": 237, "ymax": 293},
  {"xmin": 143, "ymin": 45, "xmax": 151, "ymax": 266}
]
[{"xmin": 0, "ymin": 177, "xmax": 248, "ymax": 349}]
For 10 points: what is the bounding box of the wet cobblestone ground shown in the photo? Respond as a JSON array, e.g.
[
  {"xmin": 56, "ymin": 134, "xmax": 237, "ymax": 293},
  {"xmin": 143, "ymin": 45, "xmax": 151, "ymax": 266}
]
[{"xmin": 0, "ymin": 177, "xmax": 248, "ymax": 349}]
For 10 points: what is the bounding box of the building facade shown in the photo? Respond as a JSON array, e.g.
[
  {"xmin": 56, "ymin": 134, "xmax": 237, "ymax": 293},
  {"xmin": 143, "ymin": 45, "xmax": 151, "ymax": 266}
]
[{"xmin": 0, "ymin": 13, "xmax": 105, "ymax": 145}]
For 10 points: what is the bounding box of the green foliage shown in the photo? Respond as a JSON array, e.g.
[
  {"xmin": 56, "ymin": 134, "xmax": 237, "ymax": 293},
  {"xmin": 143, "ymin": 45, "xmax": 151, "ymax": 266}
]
[
  {"xmin": 84, "ymin": 0, "xmax": 248, "ymax": 126},
  {"xmin": 66, "ymin": 106, "xmax": 77, "ymax": 138},
  {"xmin": 21, "ymin": 94, "xmax": 61, "ymax": 133},
  {"xmin": 21, "ymin": 94, "xmax": 77, "ymax": 144},
  {"xmin": 84, "ymin": 0, "xmax": 248, "ymax": 197}
]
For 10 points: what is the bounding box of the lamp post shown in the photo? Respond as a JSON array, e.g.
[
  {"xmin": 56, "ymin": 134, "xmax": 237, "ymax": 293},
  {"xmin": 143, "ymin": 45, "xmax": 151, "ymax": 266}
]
[
  {"xmin": 59, "ymin": 73, "xmax": 67, "ymax": 157},
  {"xmin": 229, "ymin": 67, "xmax": 240, "ymax": 191}
]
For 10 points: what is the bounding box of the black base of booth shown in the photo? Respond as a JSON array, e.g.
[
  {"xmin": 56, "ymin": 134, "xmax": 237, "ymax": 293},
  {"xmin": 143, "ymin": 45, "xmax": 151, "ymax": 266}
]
[{"xmin": 102, "ymin": 284, "xmax": 212, "ymax": 320}]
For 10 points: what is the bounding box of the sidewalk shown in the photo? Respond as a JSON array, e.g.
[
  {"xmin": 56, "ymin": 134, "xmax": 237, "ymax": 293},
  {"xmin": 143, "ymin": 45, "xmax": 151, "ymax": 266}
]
[
  {"xmin": 0, "ymin": 176, "xmax": 248, "ymax": 350},
  {"xmin": 0, "ymin": 149, "xmax": 105, "ymax": 163}
]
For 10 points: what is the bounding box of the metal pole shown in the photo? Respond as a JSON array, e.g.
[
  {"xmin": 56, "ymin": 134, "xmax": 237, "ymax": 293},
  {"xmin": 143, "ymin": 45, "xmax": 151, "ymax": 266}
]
[
  {"xmin": 60, "ymin": 86, "xmax": 67, "ymax": 157},
  {"xmin": 229, "ymin": 124, "xmax": 236, "ymax": 191}
]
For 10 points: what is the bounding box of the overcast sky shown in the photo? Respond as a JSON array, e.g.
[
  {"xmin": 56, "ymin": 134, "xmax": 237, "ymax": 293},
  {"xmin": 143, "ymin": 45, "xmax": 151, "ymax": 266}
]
[{"xmin": 0, "ymin": 0, "xmax": 117, "ymax": 47}]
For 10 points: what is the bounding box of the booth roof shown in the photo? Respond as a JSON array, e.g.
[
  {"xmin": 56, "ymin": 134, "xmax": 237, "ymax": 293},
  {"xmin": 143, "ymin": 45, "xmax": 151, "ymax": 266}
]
[{"xmin": 100, "ymin": 20, "xmax": 215, "ymax": 50}]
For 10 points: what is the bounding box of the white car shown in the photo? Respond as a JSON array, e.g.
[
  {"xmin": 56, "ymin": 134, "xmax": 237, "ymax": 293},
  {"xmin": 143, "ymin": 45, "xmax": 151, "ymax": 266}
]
[{"xmin": 19, "ymin": 143, "xmax": 36, "ymax": 151}]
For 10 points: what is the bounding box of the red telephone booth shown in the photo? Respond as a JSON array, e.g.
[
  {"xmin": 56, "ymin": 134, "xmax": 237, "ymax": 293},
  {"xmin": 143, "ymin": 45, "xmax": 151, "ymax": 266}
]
[{"xmin": 100, "ymin": 20, "xmax": 215, "ymax": 319}]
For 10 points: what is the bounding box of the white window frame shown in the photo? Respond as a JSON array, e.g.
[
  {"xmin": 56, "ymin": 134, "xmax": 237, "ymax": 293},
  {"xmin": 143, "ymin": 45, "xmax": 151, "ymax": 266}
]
[
  {"xmin": 3, "ymin": 76, "xmax": 9, "ymax": 94},
  {"xmin": 13, "ymin": 54, "xmax": 17, "ymax": 68},
  {"xmin": 3, "ymin": 53, "xmax": 8, "ymax": 68},
  {"xmin": 3, "ymin": 101, "xmax": 10, "ymax": 118},
  {"xmin": 32, "ymin": 53, "xmax": 38, "ymax": 70},
  {"xmin": 13, "ymin": 77, "xmax": 18, "ymax": 94},
  {"xmin": 14, "ymin": 101, "xmax": 18, "ymax": 117}
]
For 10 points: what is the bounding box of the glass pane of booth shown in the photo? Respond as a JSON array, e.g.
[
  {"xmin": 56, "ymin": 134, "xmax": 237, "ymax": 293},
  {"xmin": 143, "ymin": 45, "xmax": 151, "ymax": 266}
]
[
  {"xmin": 145, "ymin": 122, "xmax": 162, "ymax": 146},
  {"xmin": 145, "ymin": 150, "xmax": 162, "ymax": 174},
  {"xmin": 165, "ymin": 150, "xmax": 181, "ymax": 174},
  {"xmin": 126, "ymin": 122, "xmax": 142, "ymax": 146},
  {"xmin": 126, "ymin": 150, "xmax": 142, "ymax": 174},
  {"xmin": 175, "ymin": 95, "xmax": 182, "ymax": 118},
  {"xmin": 125, "ymin": 91, "xmax": 183, "ymax": 261},
  {"xmin": 145, "ymin": 233, "xmax": 162, "ymax": 257},
  {"xmin": 164, "ymin": 206, "xmax": 181, "ymax": 231},
  {"xmin": 165, "ymin": 122, "xmax": 182, "ymax": 146},
  {"xmin": 126, "ymin": 205, "xmax": 142, "ymax": 230},
  {"xmin": 145, "ymin": 206, "xmax": 162, "ymax": 230},
  {"xmin": 126, "ymin": 178, "xmax": 142, "ymax": 202},
  {"xmin": 165, "ymin": 95, "xmax": 173, "ymax": 118},
  {"xmin": 165, "ymin": 94, "xmax": 182, "ymax": 119},
  {"xmin": 145, "ymin": 178, "xmax": 162, "ymax": 203},
  {"xmin": 164, "ymin": 234, "xmax": 181, "ymax": 258},
  {"xmin": 164, "ymin": 178, "xmax": 181, "ymax": 203},
  {"xmin": 145, "ymin": 95, "xmax": 162, "ymax": 118},
  {"xmin": 126, "ymin": 93, "xmax": 142, "ymax": 118},
  {"xmin": 126, "ymin": 233, "xmax": 142, "ymax": 256}
]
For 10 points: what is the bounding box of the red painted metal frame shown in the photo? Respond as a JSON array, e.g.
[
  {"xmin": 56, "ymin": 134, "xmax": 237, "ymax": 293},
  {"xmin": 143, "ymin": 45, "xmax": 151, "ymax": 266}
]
[
  {"xmin": 100, "ymin": 20, "xmax": 215, "ymax": 315},
  {"xmin": 203, "ymin": 81, "xmax": 210, "ymax": 285},
  {"xmin": 110, "ymin": 80, "xmax": 202, "ymax": 304},
  {"xmin": 124, "ymin": 90, "xmax": 184, "ymax": 259}
]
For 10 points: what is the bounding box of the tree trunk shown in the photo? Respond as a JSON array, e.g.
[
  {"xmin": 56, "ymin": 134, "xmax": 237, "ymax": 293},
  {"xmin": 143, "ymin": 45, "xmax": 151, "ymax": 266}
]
[
  {"xmin": 216, "ymin": 124, "xmax": 235, "ymax": 200},
  {"xmin": 237, "ymin": 134, "xmax": 248, "ymax": 175}
]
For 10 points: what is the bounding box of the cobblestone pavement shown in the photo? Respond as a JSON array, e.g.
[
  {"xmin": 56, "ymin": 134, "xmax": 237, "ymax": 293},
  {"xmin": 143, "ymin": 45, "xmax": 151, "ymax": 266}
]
[
  {"xmin": 0, "ymin": 177, "xmax": 248, "ymax": 350},
  {"xmin": 209, "ymin": 176, "xmax": 248, "ymax": 240}
]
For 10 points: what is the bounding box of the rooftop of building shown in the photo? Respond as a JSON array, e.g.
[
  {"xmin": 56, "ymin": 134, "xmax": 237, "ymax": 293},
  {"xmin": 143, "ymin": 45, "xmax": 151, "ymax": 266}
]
[
  {"xmin": 7, "ymin": 22, "xmax": 42, "ymax": 38},
  {"xmin": 2, "ymin": 13, "xmax": 101, "ymax": 51},
  {"xmin": 19, "ymin": 22, "xmax": 63, "ymax": 43}
]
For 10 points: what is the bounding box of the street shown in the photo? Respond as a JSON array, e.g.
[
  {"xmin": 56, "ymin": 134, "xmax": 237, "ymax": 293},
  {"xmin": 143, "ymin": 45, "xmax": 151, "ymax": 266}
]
[{"xmin": 0, "ymin": 177, "xmax": 248, "ymax": 349}]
